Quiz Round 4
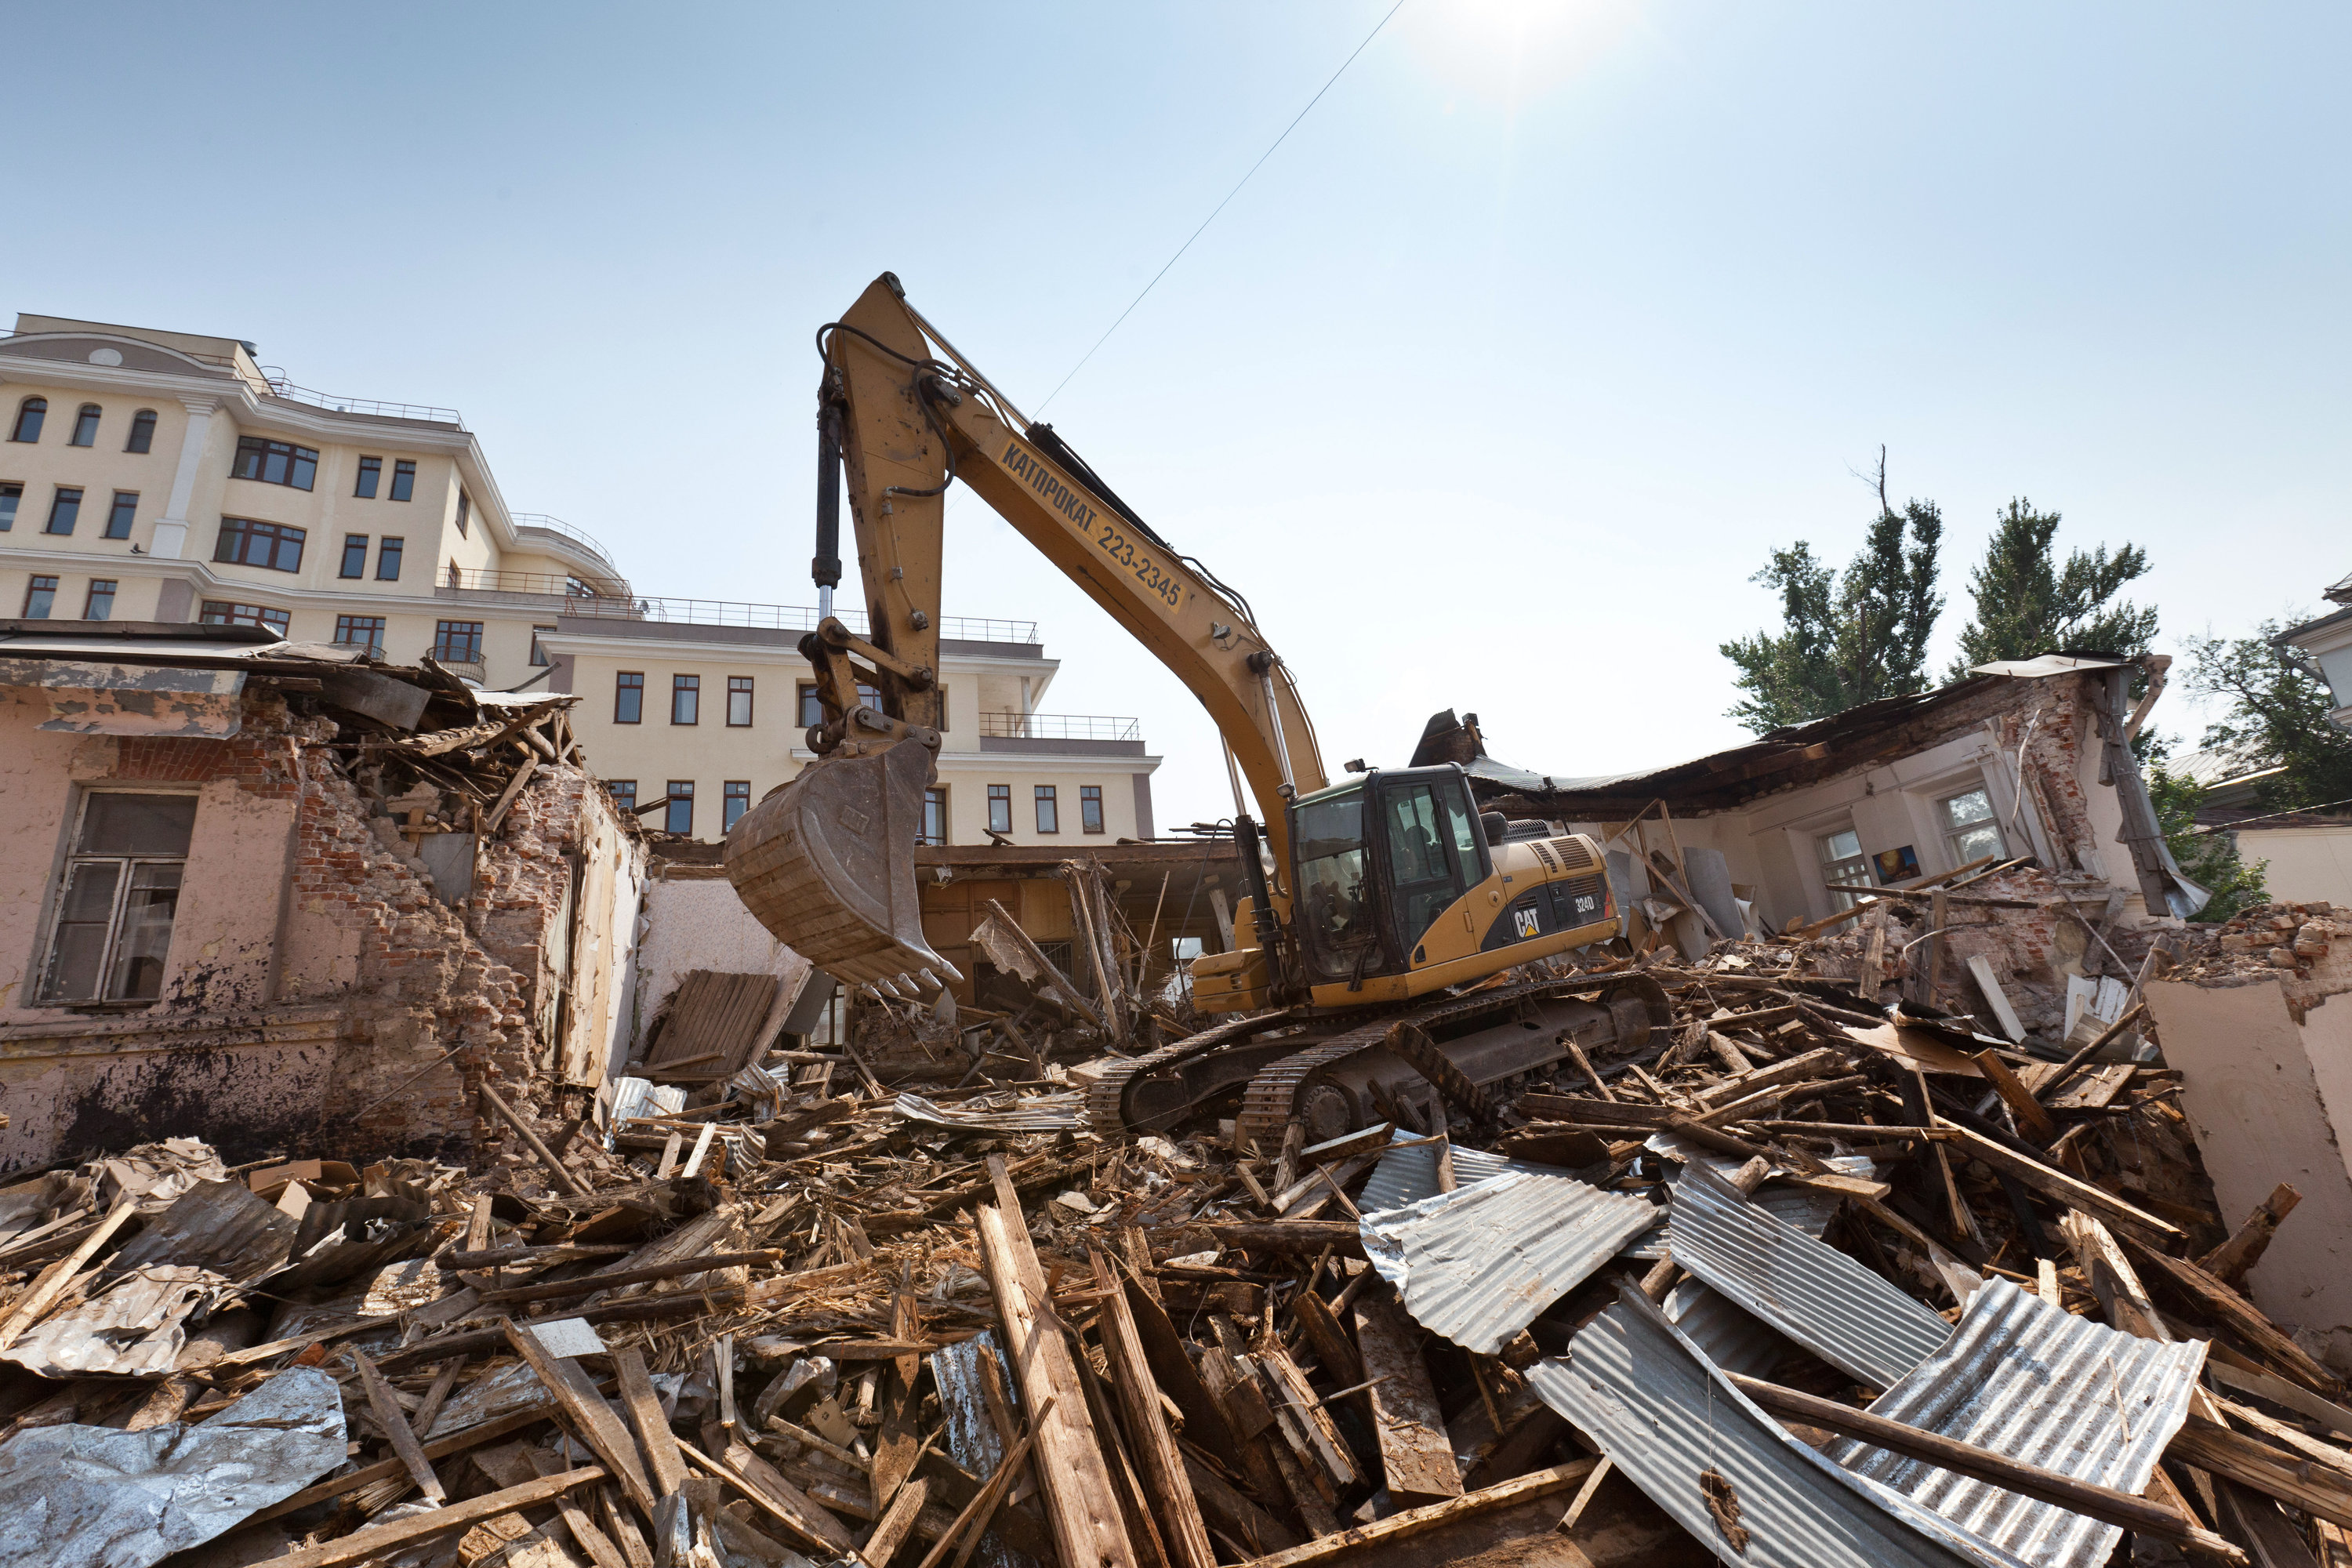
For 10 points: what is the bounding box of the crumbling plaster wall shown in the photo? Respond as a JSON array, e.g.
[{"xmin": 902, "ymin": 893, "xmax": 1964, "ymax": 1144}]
[
  {"xmin": 626, "ymin": 872, "xmax": 813, "ymax": 1077},
  {"xmin": 2147, "ymin": 964, "xmax": 2352, "ymax": 1370},
  {"xmin": 0, "ymin": 691, "xmax": 621, "ymax": 1171}
]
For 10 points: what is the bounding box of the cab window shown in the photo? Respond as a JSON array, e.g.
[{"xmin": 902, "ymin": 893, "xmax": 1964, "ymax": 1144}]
[
  {"xmin": 1384, "ymin": 775, "xmax": 1481, "ymax": 955},
  {"xmin": 1293, "ymin": 788, "xmax": 1376, "ymax": 982}
]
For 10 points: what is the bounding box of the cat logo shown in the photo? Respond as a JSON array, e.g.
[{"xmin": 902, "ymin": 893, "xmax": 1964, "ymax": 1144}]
[{"xmin": 1512, "ymin": 906, "xmax": 1542, "ymax": 941}]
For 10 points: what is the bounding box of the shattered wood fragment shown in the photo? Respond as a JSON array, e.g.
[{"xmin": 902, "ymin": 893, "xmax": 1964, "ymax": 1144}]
[
  {"xmin": 1352, "ymin": 1287, "xmax": 1462, "ymax": 1507},
  {"xmin": 1235, "ymin": 1460, "xmax": 1595, "ymax": 1568},
  {"xmin": 501, "ymin": 1319, "xmax": 659, "ymax": 1519},
  {"xmin": 259, "ymin": 1467, "xmax": 608, "ymax": 1568},
  {"xmin": 2200, "ymin": 1182, "xmax": 2302, "ymax": 1287},
  {"xmin": 1094, "ymin": 1250, "xmax": 1219, "ymax": 1568},
  {"xmin": 351, "ymin": 1345, "xmax": 446, "ymax": 1504}
]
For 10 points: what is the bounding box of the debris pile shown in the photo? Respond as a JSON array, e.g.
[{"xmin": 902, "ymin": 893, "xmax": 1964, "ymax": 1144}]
[{"xmin": 5, "ymin": 885, "xmax": 2351, "ymax": 1568}]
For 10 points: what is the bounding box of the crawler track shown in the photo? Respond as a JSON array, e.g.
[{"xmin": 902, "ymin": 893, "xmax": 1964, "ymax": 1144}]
[{"xmin": 1083, "ymin": 1007, "xmax": 1308, "ymax": 1138}]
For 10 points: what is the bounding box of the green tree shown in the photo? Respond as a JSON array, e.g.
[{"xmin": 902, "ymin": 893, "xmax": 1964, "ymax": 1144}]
[
  {"xmin": 2182, "ymin": 621, "xmax": 2352, "ymax": 810},
  {"xmin": 1722, "ymin": 452, "xmax": 1944, "ymax": 733},
  {"xmin": 1946, "ymin": 499, "xmax": 2156, "ymax": 680},
  {"xmin": 2141, "ymin": 735, "xmax": 2267, "ymax": 922}
]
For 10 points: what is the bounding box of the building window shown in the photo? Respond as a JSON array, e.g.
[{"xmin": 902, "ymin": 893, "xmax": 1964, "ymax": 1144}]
[
  {"xmin": 214, "ymin": 517, "xmax": 307, "ymax": 572},
  {"xmin": 432, "ymin": 620, "xmax": 484, "ymax": 662},
  {"xmin": 531, "ymin": 626, "xmax": 555, "ymax": 666},
  {"xmin": 46, "ymin": 487, "xmax": 82, "ymax": 535},
  {"xmin": 104, "ymin": 492, "xmax": 137, "ymax": 539},
  {"xmin": 727, "ymin": 676, "xmax": 753, "ymax": 727},
  {"xmin": 1942, "ymin": 787, "xmax": 2007, "ymax": 867},
  {"xmin": 1080, "ymin": 785, "xmax": 1105, "ymax": 834},
  {"xmin": 333, "ymin": 615, "xmax": 385, "ymax": 654},
  {"xmin": 672, "ymin": 673, "xmax": 700, "ymax": 724},
  {"xmin": 615, "ymin": 672, "xmax": 644, "ymax": 724},
  {"xmin": 125, "ymin": 410, "xmax": 157, "ymax": 454},
  {"xmin": 1817, "ymin": 828, "xmax": 1869, "ymax": 912},
  {"xmin": 40, "ymin": 792, "xmax": 198, "ymax": 1003},
  {"xmin": 24, "ymin": 575, "xmax": 59, "ymax": 618},
  {"xmin": 724, "ymin": 780, "xmax": 751, "ymax": 831},
  {"xmin": 1035, "ymin": 785, "xmax": 1059, "ymax": 834},
  {"xmin": 69, "ymin": 404, "xmax": 101, "ymax": 447},
  {"xmin": 230, "ymin": 435, "xmax": 318, "ymax": 490},
  {"xmin": 84, "ymin": 580, "xmax": 117, "ymax": 621},
  {"xmin": 389, "ymin": 459, "xmax": 416, "ymax": 502},
  {"xmin": 337, "ymin": 534, "xmax": 368, "ymax": 578},
  {"xmin": 987, "ymin": 784, "xmax": 1011, "ymax": 836},
  {"xmin": 455, "ymin": 489, "xmax": 470, "ymax": 538},
  {"xmin": 920, "ymin": 787, "xmax": 948, "ymax": 847},
  {"xmin": 608, "ymin": 780, "xmax": 637, "ymax": 815},
  {"xmin": 0, "ymin": 482, "xmax": 19, "ymax": 529},
  {"xmin": 200, "ymin": 600, "xmax": 291, "ymax": 636},
  {"xmin": 354, "ymin": 456, "xmax": 381, "ymax": 498},
  {"xmin": 11, "ymin": 397, "xmax": 47, "ymax": 442},
  {"xmin": 797, "ymin": 681, "xmax": 881, "ymax": 728},
  {"xmin": 664, "ymin": 781, "xmax": 695, "ymax": 836},
  {"xmin": 376, "ymin": 536, "xmax": 403, "ymax": 580}
]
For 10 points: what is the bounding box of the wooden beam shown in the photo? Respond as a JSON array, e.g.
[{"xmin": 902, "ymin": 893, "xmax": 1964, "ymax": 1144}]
[
  {"xmin": 350, "ymin": 1347, "xmax": 445, "ymax": 1504},
  {"xmin": 501, "ymin": 1319, "xmax": 658, "ymax": 1519},
  {"xmin": 1237, "ymin": 1460, "xmax": 1595, "ymax": 1568},
  {"xmin": 1971, "ymin": 1050, "xmax": 2058, "ymax": 1142},
  {"xmin": 1939, "ymin": 1123, "xmax": 2183, "ymax": 1240},
  {"xmin": 1352, "ymin": 1289, "xmax": 1461, "ymax": 1507},
  {"xmin": 2171, "ymin": 1416, "xmax": 2352, "ymax": 1530},
  {"xmin": 2200, "ymin": 1183, "xmax": 2302, "ymax": 1287},
  {"xmin": 1207, "ymin": 1221, "xmax": 1365, "ymax": 1258},
  {"xmin": 612, "ymin": 1345, "xmax": 689, "ymax": 1497},
  {"xmin": 253, "ymin": 1468, "xmax": 608, "ymax": 1568},
  {"xmin": 249, "ymin": 1405, "xmax": 558, "ymax": 1525},
  {"xmin": 2120, "ymin": 1232, "xmax": 2344, "ymax": 1399},
  {"xmin": 477, "ymin": 1080, "xmax": 594, "ymax": 1198},
  {"xmin": 976, "ymin": 1157, "xmax": 1139, "ymax": 1568},
  {"xmin": 1724, "ymin": 1373, "xmax": 2243, "ymax": 1563},
  {"xmin": 1094, "ymin": 1250, "xmax": 1218, "ymax": 1568}
]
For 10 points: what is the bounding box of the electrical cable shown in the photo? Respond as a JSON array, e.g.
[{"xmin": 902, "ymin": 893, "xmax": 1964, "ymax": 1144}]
[{"xmin": 1034, "ymin": 0, "xmax": 1408, "ymax": 416}]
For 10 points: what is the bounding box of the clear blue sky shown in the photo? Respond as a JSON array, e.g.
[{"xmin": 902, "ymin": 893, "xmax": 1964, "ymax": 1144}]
[{"xmin": 9, "ymin": 3, "xmax": 2345, "ymax": 824}]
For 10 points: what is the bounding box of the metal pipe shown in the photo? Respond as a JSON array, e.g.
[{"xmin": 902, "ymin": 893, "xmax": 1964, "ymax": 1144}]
[
  {"xmin": 1258, "ymin": 668, "xmax": 1296, "ymax": 797},
  {"xmin": 1221, "ymin": 735, "xmax": 1247, "ymax": 819}
]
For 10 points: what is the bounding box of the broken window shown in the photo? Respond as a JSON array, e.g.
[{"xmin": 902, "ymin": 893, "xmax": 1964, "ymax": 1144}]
[
  {"xmin": 1818, "ymin": 828, "xmax": 1868, "ymax": 910},
  {"xmin": 1942, "ymin": 786, "xmax": 2005, "ymax": 868},
  {"xmin": 41, "ymin": 793, "xmax": 198, "ymax": 1004}
]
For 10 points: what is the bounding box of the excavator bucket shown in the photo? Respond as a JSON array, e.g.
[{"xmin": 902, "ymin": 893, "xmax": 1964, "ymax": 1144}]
[{"xmin": 724, "ymin": 741, "xmax": 960, "ymax": 994}]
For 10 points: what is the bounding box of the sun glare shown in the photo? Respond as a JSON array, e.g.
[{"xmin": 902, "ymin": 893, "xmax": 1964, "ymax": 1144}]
[{"xmin": 1404, "ymin": 0, "xmax": 1644, "ymax": 111}]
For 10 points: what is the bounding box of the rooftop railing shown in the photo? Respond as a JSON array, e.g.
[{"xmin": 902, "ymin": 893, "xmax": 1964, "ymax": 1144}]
[
  {"xmin": 509, "ymin": 514, "xmax": 619, "ymax": 568},
  {"xmin": 980, "ymin": 711, "xmax": 1142, "ymax": 742},
  {"xmin": 444, "ymin": 568, "xmax": 633, "ymax": 598},
  {"xmin": 257, "ymin": 371, "xmax": 463, "ymax": 426},
  {"xmin": 554, "ymin": 596, "xmax": 1039, "ymax": 644}
]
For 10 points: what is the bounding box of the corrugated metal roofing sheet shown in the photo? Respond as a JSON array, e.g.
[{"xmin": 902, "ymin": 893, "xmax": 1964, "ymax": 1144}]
[
  {"xmin": 1358, "ymin": 1133, "xmax": 1579, "ymax": 1218},
  {"xmin": 1664, "ymin": 1279, "xmax": 1785, "ymax": 1379},
  {"xmin": 1668, "ymin": 1157, "xmax": 1951, "ymax": 1388},
  {"xmin": 1530, "ymin": 1287, "xmax": 2032, "ymax": 1568},
  {"xmin": 1831, "ymin": 1276, "xmax": 2208, "ymax": 1568},
  {"xmin": 1359, "ymin": 1171, "xmax": 1660, "ymax": 1355},
  {"xmin": 1621, "ymin": 1134, "xmax": 1875, "ymax": 1260}
]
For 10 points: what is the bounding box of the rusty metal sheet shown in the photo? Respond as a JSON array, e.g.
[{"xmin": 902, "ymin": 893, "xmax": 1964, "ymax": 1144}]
[
  {"xmin": 1668, "ymin": 1157, "xmax": 1951, "ymax": 1388},
  {"xmin": 1530, "ymin": 1286, "xmax": 2031, "ymax": 1568},
  {"xmin": 0, "ymin": 1366, "xmax": 345, "ymax": 1568},
  {"xmin": 1361, "ymin": 1171, "xmax": 1660, "ymax": 1355},
  {"xmin": 1831, "ymin": 1276, "xmax": 2208, "ymax": 1568},
  {"xmin": 107, "ymin": 1179, "xmax": 296, "ymax": 1284}
]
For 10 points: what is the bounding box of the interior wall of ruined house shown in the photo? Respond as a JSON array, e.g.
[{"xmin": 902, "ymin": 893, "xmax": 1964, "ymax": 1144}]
[
  {"xmin": 622, "ymin": 871, "xmax": 814, "ymax": 1087},
  {"xmin": 0, "ymin": 688, "xmax": 643, "ymax": 1173},
  {"xmin": 2148, "ymin": 956, "xmax": 2352, "ymax": 1371}
]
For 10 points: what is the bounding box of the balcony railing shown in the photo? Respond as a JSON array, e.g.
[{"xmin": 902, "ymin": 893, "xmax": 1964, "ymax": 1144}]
[
  {"xmin": 443, "ymin": 568, "xmax": 629, "ymax": 599},
  {"xmin": 980, "ymin": 711, "xmax": 1141, "ymax": 742},
  {"xmin": 257, "ymin": 372, "xmax": 463, "ymax": 426},
  {"xmin": 510, "ymin": 514, "xmax": 619, "ymax": 568},
  {"xmin": 554, "ymin": 596, "xmax": 1039, "ymax": 644}
]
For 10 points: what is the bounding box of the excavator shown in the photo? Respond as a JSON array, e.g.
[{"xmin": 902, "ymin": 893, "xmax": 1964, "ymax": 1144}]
[{"xmin": 725, "ymin": 274, "xmax": 1668, "ymax": 1150}]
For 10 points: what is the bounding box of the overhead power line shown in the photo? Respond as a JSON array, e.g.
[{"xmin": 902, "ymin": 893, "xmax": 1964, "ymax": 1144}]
[{"xmin": 1036, "ymin": 0, "xmax": 1408, "ymax": 414}]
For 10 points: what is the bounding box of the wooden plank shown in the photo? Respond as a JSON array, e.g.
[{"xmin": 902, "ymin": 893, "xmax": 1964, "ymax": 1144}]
[
  {"xmin": 1196, "ymin": 1345, "xmax": 1304, "ymax": 1534},
  {"xmin": 1253, "ymin": 1341, "xmax": 1359, "ymax": 1494},
  {"xmin": 1967, "ymin": 956, "xmax": 2027, "ymax": 1041},
  {"xmin": 528, "ymin": 1448, "xmax": 632, "ymax": 1568},
  {"xmin": 2172, "ymin": 1417, "xmax": 2352, "ymax": 1530},
  {"xmin": 351, "ymin": 1346, "xmax": 446, "ymax": 1503},
  {"xmin": 0, "ymin": 1200, "xmax": 134, "ymax": 1350},
  {"xmin": 863, "ymin": 1475, "xmax": 936, "ymax": 1567},
  {"xmin": 975, "ymin": 1156, "xmax": 1138, "ymax": 1568},
  {"xmin": 249, "ymin": 1405, "xmax": 558, "ymax": 1525},
  {"xmin": 1290, "ymin": 1290, "xmax": 1362, "ymax": 1390},
  {"xmin": 676, "ymin": 1437, "xmax": 862, "ymax": 1557},
  {"xmin": 1094, "ymin": 1250, "xmax": 1218, "ymax": 1568},
  {"xmin": 1238, "ymin": 1460, "xmax": 1595, "ymax": 1568},
  {"xmin": 1971, "ymin": 1050, "xmax": 2059, "ymax": 1142},
  {"xmin": 612, "ymin": 1345, "xmax": 688, "ymax": 1497},
  {"xmin": 2047, "ymin": 1062, "xmax": 2136, "ymax": 1111},
  {"xmin": 1352, "ymin": 1289, "xmax": 1461, "ymax": 1507},
  {"xmin": 1181, "ymin": 1451, "xmax": 1299, "ymax": 1556},
  {"xmin": 2120, "ymin": 1232, "xmax": 2344, "ymax": 1398},
  {"xmin": 1206, "ymin": 1221, "xmax": 1365, "ymax": 1258},
  {"xmin": 1940, "ymin": 1123, "xmax": 2183, "ymax": 1240},
  {"xmin": 502, "ymin": 1319, "xmax": 658, "ymax": 1518},
  {"xmin": 1112, "ymin": 1258, "xmax": 1237, "ymax": 1454},
  {"xmin": 1726, "ymin": 1373, "xmax": 2241, "ymax": 1562},
  {"xmin": 255, "ymin": 1468, "xmax": 608, "ymax": 1568},
  {"xmin": 914, "ymin": 1399, "xmax": 1054, "ymax": 1568}
]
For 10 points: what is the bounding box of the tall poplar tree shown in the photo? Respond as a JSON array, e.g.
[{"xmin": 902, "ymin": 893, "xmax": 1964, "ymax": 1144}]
[{"xmin": 1946, "ymin": 499, "xmax": 2155, "ymax": 679}]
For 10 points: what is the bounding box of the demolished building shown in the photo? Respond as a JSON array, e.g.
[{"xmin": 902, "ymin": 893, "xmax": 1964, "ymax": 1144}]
[{"xmin": 0, "ymin": 619, "xmax": 647, "ymax": 1170}]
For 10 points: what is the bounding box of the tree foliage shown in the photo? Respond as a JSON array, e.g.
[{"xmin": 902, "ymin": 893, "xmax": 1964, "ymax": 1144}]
[
  {"xmin": 1947, "ymin": 499, "xmax": 2157, "ymax": 680},
  {"xmin": 2182, "ymin": 620, "xmax": 2352, "ymax": 811},
  {"xmin": 2143, "ymin": 739, "xmax": 2267, "ymax": 923},
  {"xmin": 1721, "ymin": 456, "xmax": 1944, "ymax": 734}
]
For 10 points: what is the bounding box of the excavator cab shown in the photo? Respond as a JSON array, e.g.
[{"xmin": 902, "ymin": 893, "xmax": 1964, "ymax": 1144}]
[{"xmin": 1292, "ymin": 768, "xmax": 1485, "ymax": 986}]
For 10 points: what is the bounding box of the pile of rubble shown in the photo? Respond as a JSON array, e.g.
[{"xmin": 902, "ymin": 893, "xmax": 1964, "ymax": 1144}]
[{"xmin": 3, "ymin": 888, "xmax": 2350, "ymax": 1568}]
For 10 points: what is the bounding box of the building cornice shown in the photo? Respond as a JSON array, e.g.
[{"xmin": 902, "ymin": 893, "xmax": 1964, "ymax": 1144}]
[{"xmin": 0, "ymin": 544, "xmax": 531, "ymax": 616}]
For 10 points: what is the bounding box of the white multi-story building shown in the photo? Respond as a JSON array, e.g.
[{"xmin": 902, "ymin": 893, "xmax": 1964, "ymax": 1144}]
[{"xmin": 0, "ymin": 313, "xmax": 1161, "ymax": 845}]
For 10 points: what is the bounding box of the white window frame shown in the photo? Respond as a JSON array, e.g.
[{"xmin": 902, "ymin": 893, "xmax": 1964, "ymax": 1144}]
[
  {"xmin": 38, "ymin": 788, "xmax": 198, "ymax": 1004},
  {"xmin": 1939, "ymin": 785, "xmax": 2007, "ymax": 869},
  {"xmin": 1817, "ymin": 825, "xmax": 1870, "ymax": 912}
]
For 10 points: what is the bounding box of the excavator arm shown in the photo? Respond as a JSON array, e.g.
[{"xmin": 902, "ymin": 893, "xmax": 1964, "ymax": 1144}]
[{"xmin": 726, "ymin": 273, "xmax": 1320, "ymax": 995}]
